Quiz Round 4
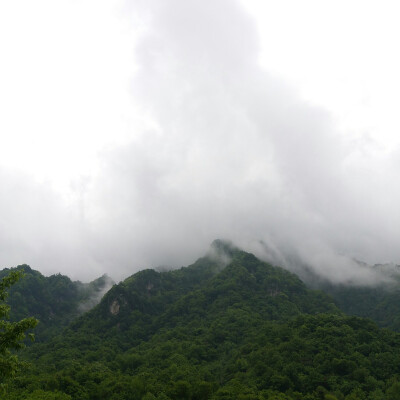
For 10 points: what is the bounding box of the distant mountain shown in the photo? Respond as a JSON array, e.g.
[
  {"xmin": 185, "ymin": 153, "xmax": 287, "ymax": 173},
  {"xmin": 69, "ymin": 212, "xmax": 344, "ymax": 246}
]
[
  {"xmin": 0, "ymin": 264, "xmax": 114, "ymax": 341},
  {"xmin": 5, "ymin": 241, "xmax": 400, "ymax": 399},
  {"xmin": 64, "ymin": 239, "xmax": 337, "ymax": 347},
  {"xmin": 315, "ymin": 279, "xmax": 400, "ymax": 332},
  {"xmin": 293, "ymin": 260, "xmax": 400, "ymax": 332}
]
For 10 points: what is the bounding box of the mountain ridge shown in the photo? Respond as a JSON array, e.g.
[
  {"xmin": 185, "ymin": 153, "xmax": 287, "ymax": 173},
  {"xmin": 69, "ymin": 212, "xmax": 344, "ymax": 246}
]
[
  {"xmin": 4, "ymin": 241, "xmax": 400, "ymax": 399},
  {"xmin": 0, "ymin": 264, "xmax": 114, "ymax": 341}
]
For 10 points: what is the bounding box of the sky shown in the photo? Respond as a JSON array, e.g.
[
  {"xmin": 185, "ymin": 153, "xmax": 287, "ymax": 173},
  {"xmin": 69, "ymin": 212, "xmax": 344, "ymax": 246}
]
[{"xmin": 1, "ymin": 0, "xmax": 400, "ymax": 283}]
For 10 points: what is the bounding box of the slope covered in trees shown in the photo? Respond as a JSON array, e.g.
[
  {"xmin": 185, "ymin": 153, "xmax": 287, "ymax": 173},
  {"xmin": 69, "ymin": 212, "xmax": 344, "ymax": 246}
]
[
  {"xmin": 0, "ymin": 270, "xmax": 37, "ymax": 395},
  {"xmin": 0, "ymin": 264, "xmax": 113, "ymax": 341},
  {"xmin": 301, "ymin": 263, "xmax": 400, "ymax": 332},
  {"xmin": 4, "ymin": 241, "xmax": 400, "ymax": 399},
  {"xmin": 318, "ymin": 282, "xmax": 400, "ymax": 332}
]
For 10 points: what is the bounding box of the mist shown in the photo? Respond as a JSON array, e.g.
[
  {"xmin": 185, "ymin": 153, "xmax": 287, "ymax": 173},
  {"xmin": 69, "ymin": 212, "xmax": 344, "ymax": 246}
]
[{"xmin": 1, "ymin": 0, "xmax": 400, "ymax": 284}]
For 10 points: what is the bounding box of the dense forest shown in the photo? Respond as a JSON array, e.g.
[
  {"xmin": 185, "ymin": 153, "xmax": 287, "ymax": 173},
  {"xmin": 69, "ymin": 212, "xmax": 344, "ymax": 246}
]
[
  {"xmin": 317, "ymin": 281, "xmax": 400, "ymax": 333},
  {"xmin": 2, "ymin": 240, "xmax": 400, "ymax": 399},
  {"xmin": 0, "ymin": 265, "xmax": 113, "ymax": 342}
]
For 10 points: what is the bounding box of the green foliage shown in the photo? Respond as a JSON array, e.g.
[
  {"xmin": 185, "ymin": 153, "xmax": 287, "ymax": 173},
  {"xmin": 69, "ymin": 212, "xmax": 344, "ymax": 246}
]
[
  {"xmin": 7, "ymin": 389, "xmax": 72, "ymax": 399},
  {"xmin": 0, "ymin": 271, "xmax": 37, "ymax": 394},
  {"xmin": 4, "ymin": 244, "xmax": 400, "ymax": 399},
  {"xmin": 0, "ymin": 265, "xmax": 112, "ymax": 341},
  {"xmin": 313, "ymin": 276, "xmax": 400, "ymax": 332}
]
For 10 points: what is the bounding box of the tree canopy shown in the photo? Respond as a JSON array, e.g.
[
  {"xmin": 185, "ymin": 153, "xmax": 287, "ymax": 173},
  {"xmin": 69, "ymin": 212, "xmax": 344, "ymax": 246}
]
[
  {"xmin": 4, "ymin": 244, "xmax": 400, "ymax": 399},
  {"xmin": 0, "ymin": 271, "xmax": 37, "ymax": 393}
]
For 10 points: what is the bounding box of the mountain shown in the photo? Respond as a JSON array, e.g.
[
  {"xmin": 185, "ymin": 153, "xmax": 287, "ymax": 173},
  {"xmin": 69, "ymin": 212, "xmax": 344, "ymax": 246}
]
[
  {"xmin": 316, "ymin": 280, "xmax": 400, "ymax": 332},
  {"xmin": 4, "ymin": 241, "xmax": 400, "ymax": 399},
  {"xmin": 0, "ymin": 264, "xmax": 114, "ymax": 341},
  {"xmin": 64, "ymin": 240, "xmax": 337, "ymax": 347},
  {"xmin": 297, "ymin": 261, "xmax": 400, "ymax": 332}
]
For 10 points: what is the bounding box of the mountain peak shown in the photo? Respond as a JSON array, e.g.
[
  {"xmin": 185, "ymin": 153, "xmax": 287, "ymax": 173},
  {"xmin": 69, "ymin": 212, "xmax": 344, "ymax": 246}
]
[{"xmin": 210, "ymin": 239, "xmax": 238, "ymax": 256}]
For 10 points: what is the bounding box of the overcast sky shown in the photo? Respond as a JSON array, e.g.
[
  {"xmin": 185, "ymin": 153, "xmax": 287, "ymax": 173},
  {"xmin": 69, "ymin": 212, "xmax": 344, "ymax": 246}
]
[{"xmin": 1, "ymin": 0, "xmax": 400, "ymax": 282}]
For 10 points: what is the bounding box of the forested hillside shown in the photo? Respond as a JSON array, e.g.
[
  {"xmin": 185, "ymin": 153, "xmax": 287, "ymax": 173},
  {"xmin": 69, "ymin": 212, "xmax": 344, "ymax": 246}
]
[
  {"xmin": 302, "ymin": 264, "xmax": 400, "ymax": 332},
  {"xmin": 0, "ymin": 264, "xmax": 113, "ymax": 341},
  {"xmin": 3, "ymin": 241, "xmax": 400, "ymax": 399},
  {"xmin": 319, "ymin": 281, "xmax": 400, "ymax": 332}
]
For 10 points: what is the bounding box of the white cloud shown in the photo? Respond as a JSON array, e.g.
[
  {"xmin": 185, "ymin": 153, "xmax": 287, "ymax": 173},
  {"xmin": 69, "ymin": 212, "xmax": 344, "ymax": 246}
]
[{"xmin": 0, "ymin": 0, "xmax": 400, "ymax": 283}]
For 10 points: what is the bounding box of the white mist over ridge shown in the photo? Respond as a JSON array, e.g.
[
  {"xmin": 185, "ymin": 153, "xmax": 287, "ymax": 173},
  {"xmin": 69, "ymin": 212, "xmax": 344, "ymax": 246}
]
[
  {"xmin": 78, "ymin": 275, "xmax": 115, "ymax": 313},
  {"xmin": 245, "ymin": 239, "xmax": 395, "ymax": 287},
  {"xmin": 1, "ymin": 0, "xmax": 400, "ymax": 282}
]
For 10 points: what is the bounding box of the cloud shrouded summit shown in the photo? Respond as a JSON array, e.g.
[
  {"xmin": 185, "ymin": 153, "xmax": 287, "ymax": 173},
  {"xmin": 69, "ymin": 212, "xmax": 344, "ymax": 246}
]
[{"xmin": 1, "ymin": 0, "xmax": 399, "ymax": 282}]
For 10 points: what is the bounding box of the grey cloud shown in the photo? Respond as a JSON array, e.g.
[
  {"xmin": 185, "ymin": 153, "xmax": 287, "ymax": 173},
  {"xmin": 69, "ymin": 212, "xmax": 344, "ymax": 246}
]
[
  {"xmin": 0, "ymin": 168, "xmax": 113, "ymax": 281},
  {"xmin": 81, "ymin": 0, "xmax": 400, "ymax": 282},
  {"xmin": 1, "ymin": 0, "xmax": 400, "ymax": 284}
]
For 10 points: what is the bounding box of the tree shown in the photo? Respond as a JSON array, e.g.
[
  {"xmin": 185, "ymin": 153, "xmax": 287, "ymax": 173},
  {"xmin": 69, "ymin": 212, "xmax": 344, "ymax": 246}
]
[
  {"xmin": 0, "ymin": 270, "xmax": 38, "ymax": 393},
  {"xmin": 386, "ymin": 381, "xmax": 400, "ymax": 400}
]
